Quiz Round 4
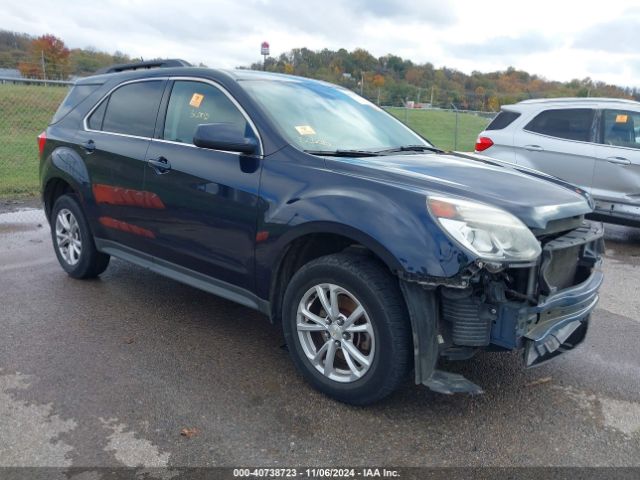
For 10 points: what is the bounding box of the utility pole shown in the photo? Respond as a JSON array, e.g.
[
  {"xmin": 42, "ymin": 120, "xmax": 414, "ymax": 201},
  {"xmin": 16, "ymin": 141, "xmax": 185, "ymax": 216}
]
[
  {"xmin": 430, "ymin": 85, "xmax": 434, "ymax": 106},
  {"xmin": 451, "ymin": 103, "xmax": 459, "ymax": 150},
  {"xmin": 41, "ymin": 50, "xmax": 46, "ymax": 81},
  {"xmin": 360, "ymin": 72, "xmax": 364, "ymax": 96}
]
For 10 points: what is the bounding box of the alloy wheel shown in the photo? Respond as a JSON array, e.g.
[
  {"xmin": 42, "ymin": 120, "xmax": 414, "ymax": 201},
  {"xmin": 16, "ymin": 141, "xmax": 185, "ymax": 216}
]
[
  {"xmin": 296, "ymin": 283, "xmax": 375, "ymax": 383},
  {"xmin": 55, "ymin": 208, "xmax": 82, "ymax": 266}
]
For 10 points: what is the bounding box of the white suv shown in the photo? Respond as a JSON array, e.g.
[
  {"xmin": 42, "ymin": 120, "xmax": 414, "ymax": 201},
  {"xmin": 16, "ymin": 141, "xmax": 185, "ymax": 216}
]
[{"xmin": 475, "ymin": 98, "xmax": 640, "ymax": 226}]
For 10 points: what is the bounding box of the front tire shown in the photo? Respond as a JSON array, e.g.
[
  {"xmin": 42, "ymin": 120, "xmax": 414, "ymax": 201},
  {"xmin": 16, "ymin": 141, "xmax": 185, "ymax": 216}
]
[
  {"xmin": 282, "ymin": 252, "xmax": 412, "ymax": 405},
  {"xmin": 50, "ymin": 194, "xmax": 110, "ymax": 279}
]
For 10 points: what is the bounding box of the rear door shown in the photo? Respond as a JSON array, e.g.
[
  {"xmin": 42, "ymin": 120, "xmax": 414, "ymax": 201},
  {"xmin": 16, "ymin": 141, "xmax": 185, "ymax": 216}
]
[
  {"xmin": 138, "ymin": 79, "xmax": 262, "ymax": 292},
  {"xmin": 76, "ymin": 79, "xmax": 166, "ymax": 251},
  {"xmin": 592, "ymin": 108, "xmax": 640, "ymax": 211},
  {"xmin": 514, "ymin": 108, "xmax": 596, "ymax": 191}
]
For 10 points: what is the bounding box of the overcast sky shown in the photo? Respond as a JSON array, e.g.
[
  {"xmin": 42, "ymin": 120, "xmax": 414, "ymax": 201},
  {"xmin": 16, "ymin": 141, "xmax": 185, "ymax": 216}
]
[{"xmin": 3, "ymin": 0, "xmax": 639, "ymax": 87}]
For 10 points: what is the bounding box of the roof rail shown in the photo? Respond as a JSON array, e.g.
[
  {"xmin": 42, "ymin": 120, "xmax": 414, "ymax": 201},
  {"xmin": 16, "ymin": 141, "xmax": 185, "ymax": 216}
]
[
  {"xmin": 517, "ymin": 97, "xmax": 639, "ymax": 105},
  {"xmin": 95, "ymin": 59, "xmax": 192, "ymax": 75}
]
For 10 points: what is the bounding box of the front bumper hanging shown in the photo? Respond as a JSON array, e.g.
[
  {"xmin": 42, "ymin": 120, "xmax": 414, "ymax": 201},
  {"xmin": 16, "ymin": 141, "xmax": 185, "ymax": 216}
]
[
  {"xmin": 401, "ymin": 220, "xmax": 605, "ymax": 395},
  {"xmin": 523, "ymin": 268, "xmax": 603, "ymax": 366}
]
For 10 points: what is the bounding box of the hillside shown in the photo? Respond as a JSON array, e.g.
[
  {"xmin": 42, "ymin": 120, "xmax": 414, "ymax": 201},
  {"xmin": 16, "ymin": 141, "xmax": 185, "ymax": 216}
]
[{"xmin": 249, "ymin": 48, "xmax": 640, "ymax": 109}]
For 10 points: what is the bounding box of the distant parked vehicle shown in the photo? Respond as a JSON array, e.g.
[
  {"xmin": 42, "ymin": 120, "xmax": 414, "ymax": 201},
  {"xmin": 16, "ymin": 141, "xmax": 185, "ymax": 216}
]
[{"xmin": 475, "ymin": 98, "xmax": 640, "ymax": 226}]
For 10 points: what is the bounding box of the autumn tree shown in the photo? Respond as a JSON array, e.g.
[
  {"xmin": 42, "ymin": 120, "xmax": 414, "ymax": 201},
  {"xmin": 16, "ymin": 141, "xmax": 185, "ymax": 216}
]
[
  {"xmin": 372, "ymin": 74, "xmax": 385, "ymax": 105},
  {"xmin": 487, "ymin": 96, "xmax": 500, "ymax": 112},
  {"xmin": 18, "ymin": 34, "xmax": 70, "ymax": 80},
  {"xmin": 404, "ymin": 67, "xmax": 424, "ymax": 87}
]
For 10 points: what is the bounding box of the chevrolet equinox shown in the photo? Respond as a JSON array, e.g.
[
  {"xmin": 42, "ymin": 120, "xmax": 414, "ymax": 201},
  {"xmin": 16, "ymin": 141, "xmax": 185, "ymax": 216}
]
[{"xmin": 39, "ymin": 59, "xmax": 605, "ymax": 404}]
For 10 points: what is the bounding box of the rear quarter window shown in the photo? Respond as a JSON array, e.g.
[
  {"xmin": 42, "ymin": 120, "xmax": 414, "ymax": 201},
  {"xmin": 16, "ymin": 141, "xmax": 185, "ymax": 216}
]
[
  {"xmin": 50, "ymin": 84, "xmax": 101, "ymax": 124},
  {"xmin": 524, "ymin": 108, "xmax": 595, "ymax": 142},
  {"xmin": 485, "ymin": 111, "xmax": 520, "ymax": 130}
]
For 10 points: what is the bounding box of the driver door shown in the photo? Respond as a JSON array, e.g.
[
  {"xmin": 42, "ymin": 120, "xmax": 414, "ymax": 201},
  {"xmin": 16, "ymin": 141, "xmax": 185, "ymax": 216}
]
[{"xmin": 139, "ymin": 79, "xmax": 262, "ymax": 292}]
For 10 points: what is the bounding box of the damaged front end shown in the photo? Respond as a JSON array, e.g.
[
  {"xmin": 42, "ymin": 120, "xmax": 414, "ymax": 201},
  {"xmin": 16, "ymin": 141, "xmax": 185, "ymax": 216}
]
[{"xmin": 401, "ymin": 220, "xmax": 605, "ymax": 394}]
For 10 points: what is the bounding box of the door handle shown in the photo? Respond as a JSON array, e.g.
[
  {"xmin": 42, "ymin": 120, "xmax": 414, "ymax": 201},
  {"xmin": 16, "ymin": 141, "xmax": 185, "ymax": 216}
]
[
  {"xmin": 83, "ymin": 139, "xmax": 96, "ymax": 153},
  {"xmin": 148, "ymin": 156, "xmax": 172, "ymax": 174},
  {"xmin": 524, "ymin": 144, "xmax": 544, "ymax": 152},
  {"xmin": 606, "ymin": 156, "xmax": 631, "ymax": 165}
]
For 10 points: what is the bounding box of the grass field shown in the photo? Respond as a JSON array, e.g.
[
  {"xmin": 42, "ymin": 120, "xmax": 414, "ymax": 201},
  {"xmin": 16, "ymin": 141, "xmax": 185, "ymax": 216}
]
[
  {"xmin": 386, "ymin": 107, "xmax": 493, "ymax": 151},
  {"xmin": 0, "ymin": 84, "xmax": 492, "ymax": 198},
  {"xmin": 0, "ymin": 84, "xmax": 69, "ymax": 197}
]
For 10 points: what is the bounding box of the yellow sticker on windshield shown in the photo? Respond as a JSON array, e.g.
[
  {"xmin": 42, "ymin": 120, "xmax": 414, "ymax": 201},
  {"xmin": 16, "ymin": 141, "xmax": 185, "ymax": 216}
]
[
  {"xmin": 295, "ymin": 125, "xmax": 316, "ymax": 135},
  {"xmin": 189, "ymin": 93, "xmax": 204, "ymax": 108},
  {"xmin": 615, "ymin": 114, "xmax": 628, "ymax": 123}
]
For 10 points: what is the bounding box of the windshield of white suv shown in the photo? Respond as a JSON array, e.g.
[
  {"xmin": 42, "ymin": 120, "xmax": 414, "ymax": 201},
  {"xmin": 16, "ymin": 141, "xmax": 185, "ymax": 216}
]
[{"xmin": 241, "ymin": 78, "xmax": 433, "ymax": 154}]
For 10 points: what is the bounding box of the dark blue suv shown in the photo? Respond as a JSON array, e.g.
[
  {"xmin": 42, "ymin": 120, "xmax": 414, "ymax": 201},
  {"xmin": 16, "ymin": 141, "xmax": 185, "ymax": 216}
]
[{"xmin": 40, "ymin": 60, "xmax": 604, "ymax": 404}]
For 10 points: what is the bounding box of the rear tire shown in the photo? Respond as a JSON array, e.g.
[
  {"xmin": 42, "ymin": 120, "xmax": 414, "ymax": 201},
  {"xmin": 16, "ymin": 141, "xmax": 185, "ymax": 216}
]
[
  {"xmin": 50, "ymin": 194, "xmax": 110, "ymax": 279},
  {"xmin": 282, "ymin": 252, "xmax": 412, "ymax": 405}
]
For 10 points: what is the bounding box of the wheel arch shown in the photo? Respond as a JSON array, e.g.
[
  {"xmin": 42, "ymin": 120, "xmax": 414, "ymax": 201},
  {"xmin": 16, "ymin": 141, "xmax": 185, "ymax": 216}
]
[
  {"xmin": 43, "ymin": 177, "xmax": 76, "ymax": 220},
  {"xmin": 267, "ymin": 222, "xmax": 403, "ymax": 325},
  {"xmin": 41, "ymin": 145, "xmax": 91, "ymax": 221}
]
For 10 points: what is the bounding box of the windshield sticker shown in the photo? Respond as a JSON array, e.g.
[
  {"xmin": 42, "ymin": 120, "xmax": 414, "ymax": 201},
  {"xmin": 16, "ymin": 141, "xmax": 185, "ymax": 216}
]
[
  {"xmin": 189, "ymin": 93, "xmax": 204, "ymax": 108},
  {"xmin": 615, "ymin": 114, "xmax": 628, "ymax": 123},
  {"xmin": 295, "ymin": 125, "xmax": 316, "ymax": 135}
]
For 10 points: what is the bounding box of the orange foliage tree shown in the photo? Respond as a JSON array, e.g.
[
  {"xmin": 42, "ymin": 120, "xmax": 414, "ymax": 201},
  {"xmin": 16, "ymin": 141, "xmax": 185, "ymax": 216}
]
[{"xmin": 18, "ymin": 34, "xmax": 71, "ymax": 80}]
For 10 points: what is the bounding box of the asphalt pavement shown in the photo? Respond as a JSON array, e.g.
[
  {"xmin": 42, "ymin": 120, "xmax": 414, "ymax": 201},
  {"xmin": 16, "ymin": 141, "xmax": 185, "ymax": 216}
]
[{"xmin": 0, "ymin": 206, "xmax": 639, "ymax": 473}]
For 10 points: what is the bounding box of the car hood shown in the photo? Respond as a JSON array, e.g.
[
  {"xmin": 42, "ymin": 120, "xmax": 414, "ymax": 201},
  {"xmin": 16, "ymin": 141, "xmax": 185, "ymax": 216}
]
[{"xmin": 326, "ymin": 151, "xmax": 592, "ymax": 230}]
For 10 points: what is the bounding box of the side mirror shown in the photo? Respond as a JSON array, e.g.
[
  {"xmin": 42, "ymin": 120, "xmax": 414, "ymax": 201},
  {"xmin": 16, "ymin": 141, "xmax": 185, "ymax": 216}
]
[{"xmin": 193, "ymin": 123, "xmax": 258, "ymax": 155}]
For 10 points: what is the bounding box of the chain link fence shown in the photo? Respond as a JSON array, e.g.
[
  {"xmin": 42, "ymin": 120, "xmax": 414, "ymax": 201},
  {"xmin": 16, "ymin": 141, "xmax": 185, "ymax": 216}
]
[
  {"xmin": 0, "ymin": 78, "xmax": 496, "ymax": 219},
  {"xmin": 386, "ymin": 106, "xmax": 496, "ymax": 151},
  {"xmin": 0, "ymin": 77, "xmax": 71, "ymax": 203}
]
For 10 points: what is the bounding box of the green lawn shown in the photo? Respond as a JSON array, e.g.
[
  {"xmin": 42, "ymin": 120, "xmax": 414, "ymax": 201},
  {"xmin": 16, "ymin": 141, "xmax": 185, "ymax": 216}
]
[
  {"xmin": 0, "ymin": 84, "xmax": 492, "ymax": 198},
  {"xmin": 0, "ymin": 83, "xmax": 69, "ymax": 197},
  {"xmin": 386, "ymin": 107, "xmax": 493, "ymax": 151}
]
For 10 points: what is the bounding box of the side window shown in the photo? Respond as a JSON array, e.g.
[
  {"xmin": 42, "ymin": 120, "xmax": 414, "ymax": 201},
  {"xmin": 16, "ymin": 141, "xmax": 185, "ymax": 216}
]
[
  {"xmin": 524, "ymin": 108, "xmax": 595, "ymax": 142},
  {"xmin": 163, "ymin": 81, "xmax": 252, "ymax": 144},
  {"xmin": 601, "ymin": 109, "xmax": 640, "ymax": 150},
  {"xmin": 87, "ymin": 100, "xmax": 107, "ymax": 130},
  {"xmin": 486, "ymin": 111, "xmax": 520, "ymax": 130},
  {"xmin": 100, "ymin": 81, "xmax": 164, "ymax": 137}
]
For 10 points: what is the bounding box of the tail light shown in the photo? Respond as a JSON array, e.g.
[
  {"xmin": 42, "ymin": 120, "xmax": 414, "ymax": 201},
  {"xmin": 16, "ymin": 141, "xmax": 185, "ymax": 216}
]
[
  {"xmin": 475, "ymin": 136, "xmax": 493, "ymax": 152},
  {"xmin": 37, "ymin": 131, "xmax": 47, "ymax": 156}
]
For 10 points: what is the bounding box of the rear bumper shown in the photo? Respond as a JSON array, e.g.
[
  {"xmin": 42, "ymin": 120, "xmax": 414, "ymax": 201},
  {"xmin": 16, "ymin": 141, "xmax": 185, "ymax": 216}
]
[{"xmin": 522, "ymin": 267, "xmax": 603, "ymax": 366}]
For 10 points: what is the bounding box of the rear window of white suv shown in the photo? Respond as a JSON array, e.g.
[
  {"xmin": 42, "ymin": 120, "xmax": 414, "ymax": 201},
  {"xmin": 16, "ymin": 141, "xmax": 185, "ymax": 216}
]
[
  {"xmin": 486, "ymin": 111, "xmax": 520, "ymax": 130},
  {"xmin": 524, "ymin": 108, "xmax": 595, "ymax": 142}
]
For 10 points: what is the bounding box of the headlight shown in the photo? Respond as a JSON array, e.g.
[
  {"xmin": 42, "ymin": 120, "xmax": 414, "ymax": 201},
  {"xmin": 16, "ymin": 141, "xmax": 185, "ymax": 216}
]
[{"xmin": 427, "ymin": 196, "xmax": 541, "ymax": 262}]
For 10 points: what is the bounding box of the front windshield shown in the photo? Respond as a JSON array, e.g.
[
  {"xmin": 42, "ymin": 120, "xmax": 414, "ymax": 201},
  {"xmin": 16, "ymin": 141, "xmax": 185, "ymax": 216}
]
[{"xmin": 241, "ymin": 78, "xmax": 432, "ymax": 152}]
